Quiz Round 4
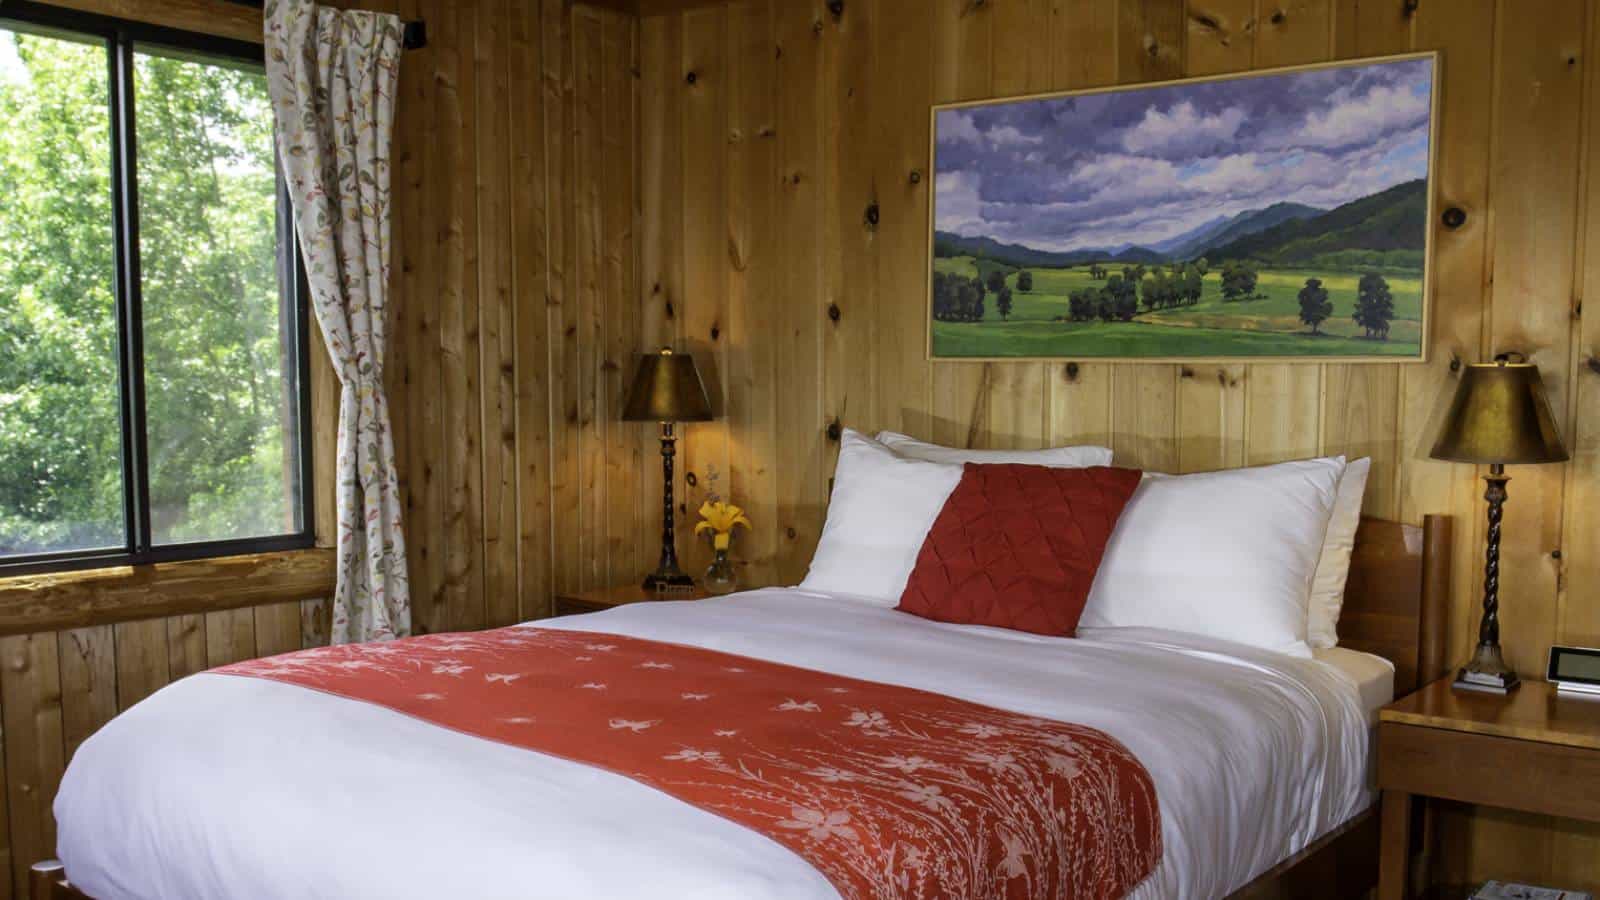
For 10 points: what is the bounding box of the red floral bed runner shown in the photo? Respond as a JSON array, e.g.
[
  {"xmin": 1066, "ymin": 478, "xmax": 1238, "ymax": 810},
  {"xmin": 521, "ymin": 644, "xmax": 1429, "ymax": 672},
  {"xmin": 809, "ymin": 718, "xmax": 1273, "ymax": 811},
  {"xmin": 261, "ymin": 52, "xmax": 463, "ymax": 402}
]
[{"xmin": 217, "ymin": 627, "xmax": 1162, "ymax": 899}]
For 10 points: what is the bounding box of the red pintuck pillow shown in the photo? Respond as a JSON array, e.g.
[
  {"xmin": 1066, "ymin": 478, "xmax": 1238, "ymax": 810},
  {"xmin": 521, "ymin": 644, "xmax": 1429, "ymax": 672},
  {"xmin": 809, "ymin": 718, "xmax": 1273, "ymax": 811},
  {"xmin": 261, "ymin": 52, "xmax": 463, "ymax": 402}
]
[{"xmin": 897, "ymin": 463, "xmax": 1143, "ymax": 637}]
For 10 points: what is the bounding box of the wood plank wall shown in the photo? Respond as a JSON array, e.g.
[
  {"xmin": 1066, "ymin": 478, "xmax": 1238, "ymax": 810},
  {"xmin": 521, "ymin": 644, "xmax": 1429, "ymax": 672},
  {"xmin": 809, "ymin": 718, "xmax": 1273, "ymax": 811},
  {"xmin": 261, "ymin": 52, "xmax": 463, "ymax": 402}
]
[
  {"xmin": 6, "ymin": 0, "xmax": 1598, "ymax": 894},
  {"xmin": 383, "ymin": 0, "xmax": 641, "ymax": 634},
  {"xmin": 0, "ymin": 0, "xmax": 633, "ymax": 894},
  {"xmin": 636, "ymin": 0, "xmax": 1600, "ymax": 888}
]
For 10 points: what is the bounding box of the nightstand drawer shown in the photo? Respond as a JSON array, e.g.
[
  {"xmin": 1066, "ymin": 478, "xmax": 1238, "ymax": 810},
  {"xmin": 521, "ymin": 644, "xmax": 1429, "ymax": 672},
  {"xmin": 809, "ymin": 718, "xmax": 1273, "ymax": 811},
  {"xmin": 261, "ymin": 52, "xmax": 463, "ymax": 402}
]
[{"xmin": 1378, "ymin": 721, "xmax": 1600, "ymax": 821}]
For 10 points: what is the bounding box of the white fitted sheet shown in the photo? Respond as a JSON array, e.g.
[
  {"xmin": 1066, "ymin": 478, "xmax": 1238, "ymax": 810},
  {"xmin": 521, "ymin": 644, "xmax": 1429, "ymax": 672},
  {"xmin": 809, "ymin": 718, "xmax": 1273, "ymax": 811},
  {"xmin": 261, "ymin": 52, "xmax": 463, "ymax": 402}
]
[
  {"xmin": 1313, "ymin": 645, "xmax": 1396, "ymax": 721},
  {"xmin": 55, "ymin": 589, "xmax": 1375, "ymax": 900}
]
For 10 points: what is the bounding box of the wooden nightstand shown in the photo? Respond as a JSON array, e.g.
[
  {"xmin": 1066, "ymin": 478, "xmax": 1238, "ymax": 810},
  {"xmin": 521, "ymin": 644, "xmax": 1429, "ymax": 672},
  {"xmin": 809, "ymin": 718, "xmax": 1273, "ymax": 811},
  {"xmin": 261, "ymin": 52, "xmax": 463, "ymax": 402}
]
[
  {"xmin": 553, "ymin": 584, "xmax": 709, "ymax": 617},
  {"xmin": 1376, "ymin": 677, "xmax": 1600, "ymax": 900}
]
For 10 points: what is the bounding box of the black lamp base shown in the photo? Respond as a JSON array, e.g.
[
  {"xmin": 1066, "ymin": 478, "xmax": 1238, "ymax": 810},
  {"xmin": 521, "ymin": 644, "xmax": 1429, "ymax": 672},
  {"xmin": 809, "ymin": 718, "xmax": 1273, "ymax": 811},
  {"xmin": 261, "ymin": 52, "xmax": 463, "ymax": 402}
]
[
  {"xmin": 642, "ymin": 422, "xmax": 695, "ymax": 596},
  {"xmin": 1453, "ymin": 642, "xmax": 1520, "ymax": 694},
  {"xmin": 1452, "ymin": 467, "xmax": 1520, "ymax": 696}
]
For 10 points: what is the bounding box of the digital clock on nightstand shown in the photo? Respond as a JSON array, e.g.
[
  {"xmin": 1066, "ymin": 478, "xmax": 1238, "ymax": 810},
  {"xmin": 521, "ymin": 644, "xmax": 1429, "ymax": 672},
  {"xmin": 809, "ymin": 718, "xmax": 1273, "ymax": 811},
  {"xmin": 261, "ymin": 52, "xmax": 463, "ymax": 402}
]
[{"xmin": 1547, "ymin": 646, "xmax": 1600, "ymax": 697}]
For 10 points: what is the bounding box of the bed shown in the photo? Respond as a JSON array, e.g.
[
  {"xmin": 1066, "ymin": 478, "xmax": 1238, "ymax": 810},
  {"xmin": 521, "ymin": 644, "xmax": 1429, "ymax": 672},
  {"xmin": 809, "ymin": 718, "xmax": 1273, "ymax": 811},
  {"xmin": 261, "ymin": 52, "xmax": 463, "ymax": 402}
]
[{"xmin": 36, "ymin": 515, "xmax": 1450, "ymax": 900}]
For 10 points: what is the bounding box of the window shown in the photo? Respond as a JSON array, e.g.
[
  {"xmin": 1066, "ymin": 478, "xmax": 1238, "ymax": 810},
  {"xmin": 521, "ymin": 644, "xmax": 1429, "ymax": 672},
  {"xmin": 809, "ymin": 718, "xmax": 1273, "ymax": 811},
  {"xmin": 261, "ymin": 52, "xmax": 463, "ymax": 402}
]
[{"xmin": 0, "ymin": 3, "xmax": 312, "ymax": 575}]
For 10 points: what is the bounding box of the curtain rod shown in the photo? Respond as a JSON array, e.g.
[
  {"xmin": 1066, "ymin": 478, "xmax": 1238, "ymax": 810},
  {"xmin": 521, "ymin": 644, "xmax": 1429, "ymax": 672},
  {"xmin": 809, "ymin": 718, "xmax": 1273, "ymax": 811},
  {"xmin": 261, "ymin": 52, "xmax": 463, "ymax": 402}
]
[{"xmin": 222, "ymin": 1, "xmax": 428, "ymax": 50}]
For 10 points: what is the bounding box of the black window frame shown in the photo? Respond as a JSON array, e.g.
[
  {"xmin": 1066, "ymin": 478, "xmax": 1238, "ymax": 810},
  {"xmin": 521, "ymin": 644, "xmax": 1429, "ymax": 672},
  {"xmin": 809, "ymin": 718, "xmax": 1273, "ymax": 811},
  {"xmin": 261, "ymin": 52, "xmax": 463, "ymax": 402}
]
[{"xmin": 0, "ymin": 1, "xmax": 315, "ymax": 578}]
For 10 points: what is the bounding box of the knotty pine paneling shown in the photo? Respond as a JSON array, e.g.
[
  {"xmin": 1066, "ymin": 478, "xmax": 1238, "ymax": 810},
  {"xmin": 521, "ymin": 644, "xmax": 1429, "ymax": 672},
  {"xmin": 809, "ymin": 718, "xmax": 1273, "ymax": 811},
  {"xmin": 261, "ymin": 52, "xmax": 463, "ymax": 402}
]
[
  {"xmin": 383, "ymin": 0, "xmax": 638, "ymax": 630},
  {"xmin": 638, "ymin": 0, "xmax": 1600, "ymax": 888},
  {"xmin": 5, "ymin": 0, "xmax": 1597, "ymax": 894},
  {"xmin": 0, "ymin": 606, "xmax": 340, "ymax": 898}
]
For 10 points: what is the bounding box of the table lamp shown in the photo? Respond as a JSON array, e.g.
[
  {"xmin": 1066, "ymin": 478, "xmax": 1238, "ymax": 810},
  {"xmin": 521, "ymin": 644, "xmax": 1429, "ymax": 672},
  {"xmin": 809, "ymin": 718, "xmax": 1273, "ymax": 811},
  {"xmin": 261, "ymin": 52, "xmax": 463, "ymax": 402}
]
[
  {"xmin": 1429, "ymin": 353, "xmax": 1569, "ymax": 693},
  {"xmin": 622, "ymin": 347, "xmax": 713, "ymax": 592}
]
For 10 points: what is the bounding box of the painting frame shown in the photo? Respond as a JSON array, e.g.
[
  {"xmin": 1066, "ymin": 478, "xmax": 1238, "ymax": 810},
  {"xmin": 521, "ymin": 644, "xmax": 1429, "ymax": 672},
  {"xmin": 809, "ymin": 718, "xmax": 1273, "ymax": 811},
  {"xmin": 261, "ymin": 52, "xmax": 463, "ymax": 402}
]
[{"xmin": 925, "ymin": 51, "xmax": 1441, "ymax": 364}]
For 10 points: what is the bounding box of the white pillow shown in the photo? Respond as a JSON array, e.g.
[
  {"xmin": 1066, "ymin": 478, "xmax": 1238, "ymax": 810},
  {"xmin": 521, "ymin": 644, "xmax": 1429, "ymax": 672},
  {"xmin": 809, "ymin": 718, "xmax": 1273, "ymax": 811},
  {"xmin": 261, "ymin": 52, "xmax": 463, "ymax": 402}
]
[
  {"xmin": 1307, "ymin": 457, "xmax": 1372, "ymax": 649},
  {"xmin": 798, "ymin": 429, "xmax": 963, "ymax": 605},
  {"xmin": 1079, "ymin": 457, "xmax": 1345, "ymax": 657},
  {"xmin": 875, "ymin": 430, "xmax": 1113, "ymax": 468}
]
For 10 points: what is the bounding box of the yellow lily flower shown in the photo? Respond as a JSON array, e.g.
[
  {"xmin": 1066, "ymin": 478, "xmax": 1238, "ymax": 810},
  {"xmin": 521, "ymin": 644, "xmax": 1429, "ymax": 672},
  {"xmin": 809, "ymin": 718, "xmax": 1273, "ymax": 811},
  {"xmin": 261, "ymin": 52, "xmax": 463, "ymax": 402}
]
[{"xmin": 695, "ymin": 501, "xmax": 751, "ymax": 551}]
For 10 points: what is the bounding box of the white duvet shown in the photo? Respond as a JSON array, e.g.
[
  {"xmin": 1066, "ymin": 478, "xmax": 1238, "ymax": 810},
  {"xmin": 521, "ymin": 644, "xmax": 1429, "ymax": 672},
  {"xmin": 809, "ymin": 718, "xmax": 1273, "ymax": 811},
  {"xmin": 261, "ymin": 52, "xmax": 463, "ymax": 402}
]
[{"xmin": 56, "ymin": 588, "xmax": 1377, "ymax": 900}]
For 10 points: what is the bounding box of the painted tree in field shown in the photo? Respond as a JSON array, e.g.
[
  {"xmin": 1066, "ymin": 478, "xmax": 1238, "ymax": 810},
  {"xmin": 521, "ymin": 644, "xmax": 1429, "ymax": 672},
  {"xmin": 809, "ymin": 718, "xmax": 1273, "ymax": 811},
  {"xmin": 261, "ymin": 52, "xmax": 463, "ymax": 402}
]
[
  {"xmin": 963, "ymin": 280, "xmax": 987, "ymax": 322},
  {"xmin": 1353, "ymin": 273, "xmax": 1394, "ymax": 340},
  {"xmin": 985, "ymin": 269, "xmax": 1008, "ymax": 295},
  {"xmin": 995, "ymin": 286, "xmax": 1013, "ymax": 320},
  {"xmin": 1142, "ymin": 269, "xmax": 1175, "ymax": 311},
  {"xmin": 1068, "ymin": 288, "xmax": 1096, "ymax": 322},
  {"xmin": 1182, "ymin": 265, "xmax": 1204, "ymax": 305},
  {"xmin": 1115, "ymin": 282, "xmax": 1139, "ymax": 320},
  {"xmin": 1140, "ymin": 271, "xmax": 1162, "ymax": 311},
  {"xmin": 1297, "ymin": 277, "xmax": 1333, "ymax": 334},
  {"xmin": 1016, "ymin": 270, "xmax": 1033, "ymax": 292},
  {"xmin": 932, "ymin": 270, "xmax": 988, "ymax": 323},
  {"xmin": 1101, "ymin": 275, "xmax": 1137, "ymax": 321},
  {"xmin": 1220, "ymin": 260, "xmax": 1258, "ymax": 301},
  {"xmin": 931, "ymin": 271, "xmax": 954, "ymax": 320},
  {"xmin": 1095, "ymin": 278, "xmax": 1119, "ymax": 321}
]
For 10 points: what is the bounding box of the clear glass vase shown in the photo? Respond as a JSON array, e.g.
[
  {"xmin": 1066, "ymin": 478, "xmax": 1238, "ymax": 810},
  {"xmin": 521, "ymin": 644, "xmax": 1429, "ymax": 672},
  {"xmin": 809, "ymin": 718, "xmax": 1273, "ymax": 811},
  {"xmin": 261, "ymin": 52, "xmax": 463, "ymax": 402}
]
[{"xmin": 703, "ymin": 548, "xmax": 738, "ymax": 595}]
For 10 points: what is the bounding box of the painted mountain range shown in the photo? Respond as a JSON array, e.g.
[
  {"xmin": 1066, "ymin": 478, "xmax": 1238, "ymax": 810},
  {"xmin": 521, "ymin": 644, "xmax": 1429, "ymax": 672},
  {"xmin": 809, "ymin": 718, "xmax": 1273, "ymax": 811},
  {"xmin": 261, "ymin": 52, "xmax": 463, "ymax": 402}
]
[{"xmin": 933, "ymin": 179, "xmax": 1425, "ymax": 271}]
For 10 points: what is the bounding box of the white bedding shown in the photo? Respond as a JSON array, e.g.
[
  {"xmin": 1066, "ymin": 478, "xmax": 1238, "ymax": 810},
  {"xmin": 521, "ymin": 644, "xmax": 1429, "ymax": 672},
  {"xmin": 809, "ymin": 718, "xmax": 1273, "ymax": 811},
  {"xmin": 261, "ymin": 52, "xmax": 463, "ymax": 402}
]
[
  {"xmin": 56, "ymin": 588, "xmax": 1378, "ymax": 900},
  {"xmin": 1314, "ymin": 645, "xmax": 1395, "ymax": 722}
]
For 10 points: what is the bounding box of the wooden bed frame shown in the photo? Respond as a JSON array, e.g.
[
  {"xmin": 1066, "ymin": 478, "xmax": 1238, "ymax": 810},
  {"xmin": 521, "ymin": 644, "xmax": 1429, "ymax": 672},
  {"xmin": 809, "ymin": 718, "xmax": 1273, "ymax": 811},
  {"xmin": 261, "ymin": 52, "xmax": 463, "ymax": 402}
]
[
  {"xmin": 30, "ymin": 515, "xmax": 1452, "ymax": 900},
  {"xmin": 1226, "ymin": 514, "xmax": 1452, "ymax": 900}
]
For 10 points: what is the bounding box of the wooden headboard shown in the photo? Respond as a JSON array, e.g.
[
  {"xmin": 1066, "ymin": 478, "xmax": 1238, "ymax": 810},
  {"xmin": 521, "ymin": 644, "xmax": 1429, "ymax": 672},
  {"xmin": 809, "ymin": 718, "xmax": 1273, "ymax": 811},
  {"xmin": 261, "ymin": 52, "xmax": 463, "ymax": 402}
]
[{"xmin": 1339, "ymin": 515, "xmax": 1452, "ymax": 696}]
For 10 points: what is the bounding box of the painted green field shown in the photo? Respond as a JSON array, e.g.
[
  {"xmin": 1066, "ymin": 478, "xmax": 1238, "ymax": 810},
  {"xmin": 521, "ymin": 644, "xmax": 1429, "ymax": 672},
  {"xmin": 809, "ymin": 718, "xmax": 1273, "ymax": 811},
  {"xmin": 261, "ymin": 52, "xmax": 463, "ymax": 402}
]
[{"xmin": 930, "ymin": 256, "xmax": 1423, "ymax": 358}]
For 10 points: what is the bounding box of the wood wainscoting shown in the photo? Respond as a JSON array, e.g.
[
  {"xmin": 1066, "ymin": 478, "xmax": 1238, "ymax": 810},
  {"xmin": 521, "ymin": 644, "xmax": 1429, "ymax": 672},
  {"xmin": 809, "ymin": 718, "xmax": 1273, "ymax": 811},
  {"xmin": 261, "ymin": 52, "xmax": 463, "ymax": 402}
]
[{"xmin": 0, "ymin": 596, "xmax": 333, "ymax": 900}]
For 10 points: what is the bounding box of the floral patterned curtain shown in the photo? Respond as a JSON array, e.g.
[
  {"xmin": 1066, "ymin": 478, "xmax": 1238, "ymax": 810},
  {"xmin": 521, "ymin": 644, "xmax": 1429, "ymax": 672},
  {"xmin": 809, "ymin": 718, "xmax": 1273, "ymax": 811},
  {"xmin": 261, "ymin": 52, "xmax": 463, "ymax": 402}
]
[{"xmin": 264, "ymin": 0, "xmax": 409, "ymax": 643}]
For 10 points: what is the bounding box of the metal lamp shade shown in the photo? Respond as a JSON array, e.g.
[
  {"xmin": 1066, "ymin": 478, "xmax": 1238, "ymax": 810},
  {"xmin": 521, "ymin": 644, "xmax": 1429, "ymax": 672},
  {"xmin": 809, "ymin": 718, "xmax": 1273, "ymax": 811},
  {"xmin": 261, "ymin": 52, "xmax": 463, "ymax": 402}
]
[
  {"xmin": 1429, "ymin": 360, "xmax": 1568, "ymax": 465},
  {"xmin": 621, "ymin": 349, "xmax": 713, "ymax": 423}
]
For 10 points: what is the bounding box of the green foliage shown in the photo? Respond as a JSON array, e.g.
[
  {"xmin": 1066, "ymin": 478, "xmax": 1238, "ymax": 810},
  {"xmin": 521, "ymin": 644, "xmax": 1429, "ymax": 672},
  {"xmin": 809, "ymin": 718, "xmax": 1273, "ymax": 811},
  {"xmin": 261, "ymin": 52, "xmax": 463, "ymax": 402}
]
[
  {"xmin": 1068, "ymin": 288, "xmax": 1096, "ymax": 322},
  {"xmin": 931, "ymin": 270, "xmax": 987, "ymax": 322},
  {"xmin": 995, "ymin": 285, "xmax": 1013, "ymax": 321},
  {"xmin": 984, "ymin": 269, "xmax": 1007, "ymax": 295},
  {"xmin": 1182, "ymin": 265, "xmax": 1204, "ymax": 305},
  {"xmin": 1220, "ymin": 260, "xmax": 1259, "ymax": 301},
  {"xmin": 1101, "ymin": 275, "xmax": 1137, "ymax": 321},
  {"xmin": 0, "ymin": 31, "xmax": 294, "ymax": 555},
  {"xmin": 1353, "ymin": 273, "xmax": 1395, "ymax": 340},
  {"xmin": 0, "ymin": 33, "xmax": 120, "ymax": 553},
  {"xmin": 1297, "ymin": 278, "xmax": 1332, "ymax": 334},
  {"xmin": 1016, "ymin": 270, "xmax": 1033, "ymax": 293},
  {"xmin": 1140, "ymin": 265, "xmax": 1201, "ymax": 312}
]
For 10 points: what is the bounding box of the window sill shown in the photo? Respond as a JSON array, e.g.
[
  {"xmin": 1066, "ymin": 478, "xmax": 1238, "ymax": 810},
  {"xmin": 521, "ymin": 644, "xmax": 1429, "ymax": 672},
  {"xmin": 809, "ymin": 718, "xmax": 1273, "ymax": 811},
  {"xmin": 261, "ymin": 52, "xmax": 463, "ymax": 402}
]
[{"xmin": 0, "ymin": 548, "xmax": 337, "ymax": 637}]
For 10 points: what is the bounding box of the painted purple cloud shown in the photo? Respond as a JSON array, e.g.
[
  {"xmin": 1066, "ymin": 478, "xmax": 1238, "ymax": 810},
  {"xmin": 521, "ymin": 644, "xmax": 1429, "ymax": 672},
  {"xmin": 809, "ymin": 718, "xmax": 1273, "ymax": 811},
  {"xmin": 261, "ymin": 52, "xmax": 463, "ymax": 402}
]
[{"xmin": 934, "ymin": 56, "xmax": 1433, "ymax": 253}]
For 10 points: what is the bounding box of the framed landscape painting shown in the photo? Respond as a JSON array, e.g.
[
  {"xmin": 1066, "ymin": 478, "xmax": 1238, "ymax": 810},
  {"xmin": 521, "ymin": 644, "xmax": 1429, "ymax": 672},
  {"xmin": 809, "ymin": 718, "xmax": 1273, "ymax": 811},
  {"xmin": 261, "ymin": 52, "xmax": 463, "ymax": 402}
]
[{"xmin": 928, "ymin": 52, "xmax": 1439, "ymax": 361}]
